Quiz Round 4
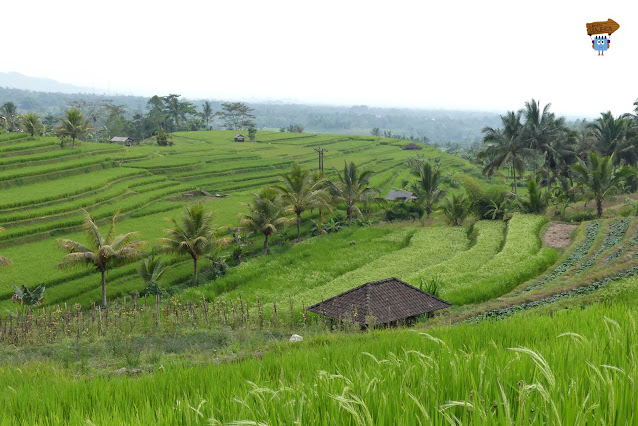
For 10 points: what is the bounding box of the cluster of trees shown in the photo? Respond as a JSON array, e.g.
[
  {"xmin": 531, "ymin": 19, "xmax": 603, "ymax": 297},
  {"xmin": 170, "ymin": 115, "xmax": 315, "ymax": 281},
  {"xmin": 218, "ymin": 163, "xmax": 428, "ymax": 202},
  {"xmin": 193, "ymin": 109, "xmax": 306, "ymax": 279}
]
[
  {"xmin": 279, "ymin": 124, "xmax": 304, "ymax": 133},
  {"xmin": 1, "ymin": 85, "xmax": 508, "ymax": 142},
  {"xmin": 17, "ymin": 161, "xmax": 379, "ymax": 308},
  {"xmin": 478, "ymin": 98, "xmax": 638, "ymax": 217},
  {"xmin": 1, "ymin": 98, "xmax": 257, "ymax": 143}
]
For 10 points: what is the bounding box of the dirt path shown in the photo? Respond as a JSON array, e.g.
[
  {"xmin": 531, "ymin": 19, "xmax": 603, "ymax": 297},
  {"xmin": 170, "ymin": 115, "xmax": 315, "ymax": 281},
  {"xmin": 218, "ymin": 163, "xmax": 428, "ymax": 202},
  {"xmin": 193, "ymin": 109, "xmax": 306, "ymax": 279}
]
[{"xmin": 543, "ymin": 222, "xmax": 578, "ymax": 249}]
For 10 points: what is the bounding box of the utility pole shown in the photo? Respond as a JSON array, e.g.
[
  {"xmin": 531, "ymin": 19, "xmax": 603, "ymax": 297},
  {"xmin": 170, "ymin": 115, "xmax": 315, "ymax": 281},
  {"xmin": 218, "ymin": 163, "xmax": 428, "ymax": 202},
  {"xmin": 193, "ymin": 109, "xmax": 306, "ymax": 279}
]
[{"xmin": 315, "ymin": 147, "xmax": 327, "ymax": 172}]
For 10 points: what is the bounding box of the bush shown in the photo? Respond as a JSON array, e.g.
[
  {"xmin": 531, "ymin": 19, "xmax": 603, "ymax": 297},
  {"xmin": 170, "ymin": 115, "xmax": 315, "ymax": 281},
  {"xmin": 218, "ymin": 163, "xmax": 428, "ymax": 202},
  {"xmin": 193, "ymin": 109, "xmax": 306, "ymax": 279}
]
[
  {"xmin": 565, "ymin": 212, "xmax": 597, "ymax": 222},
  {"xmin": 384, "ymin": 203, "xmax": 424, "ymax": 222},
  {"xmin": 462, "ymin": 176, "xmax": 510, "ymax": 220}
]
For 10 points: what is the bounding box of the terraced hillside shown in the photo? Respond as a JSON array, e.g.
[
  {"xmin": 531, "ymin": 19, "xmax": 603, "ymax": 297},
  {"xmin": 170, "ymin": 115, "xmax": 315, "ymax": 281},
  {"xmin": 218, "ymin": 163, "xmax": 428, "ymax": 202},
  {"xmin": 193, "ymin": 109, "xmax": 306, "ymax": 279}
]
[
  {"xmin": 183, "ymin": 213, "xmax": 558, "ymax": 309},
  {"xmin": 449, "ymin": 217, "xmax": 638, "ymax": 322},
  {"xmin": 0, "ymin": 131, "xmax": 484, "ymax": 308}
]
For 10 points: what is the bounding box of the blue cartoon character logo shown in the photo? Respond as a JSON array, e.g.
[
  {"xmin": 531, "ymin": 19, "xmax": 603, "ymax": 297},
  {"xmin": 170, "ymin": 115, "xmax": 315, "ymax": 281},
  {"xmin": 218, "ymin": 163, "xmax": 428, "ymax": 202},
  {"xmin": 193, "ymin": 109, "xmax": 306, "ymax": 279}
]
[
  {"xmin": 587, "ymin": 19, "xmax": 619, "ymax": 56},
  {"xmin": 593, "ymin": 36, "xmax": 610, "ymax": 56}
]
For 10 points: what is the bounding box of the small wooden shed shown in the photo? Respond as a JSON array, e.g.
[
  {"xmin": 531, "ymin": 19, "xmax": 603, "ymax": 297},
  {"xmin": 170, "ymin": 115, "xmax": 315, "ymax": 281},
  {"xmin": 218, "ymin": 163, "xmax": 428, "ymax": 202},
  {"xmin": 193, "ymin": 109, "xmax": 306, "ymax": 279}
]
[
  {"xmin": 234, "ymin": 134, "xmax": 245, "ymax": 142},
  {"xmin": 403, "ymin": 142, "xmax": 423, "ymax": 151},
  {"xmin": 307, "ymin": 277, "xmax": 451, "ymax": 326},
  {"xmin": 110, "ymin": 136, "xmax": 136, "ymax": 146}
]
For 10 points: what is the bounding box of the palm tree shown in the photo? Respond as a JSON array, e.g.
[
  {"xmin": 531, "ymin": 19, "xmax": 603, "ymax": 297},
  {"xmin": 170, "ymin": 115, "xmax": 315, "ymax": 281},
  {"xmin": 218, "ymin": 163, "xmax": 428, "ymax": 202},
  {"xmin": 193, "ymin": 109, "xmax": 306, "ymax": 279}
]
[
  {"xmin": 55, "ymin": 108, "xmax": 93, "ymax": 148},
  {"xmin": 518, "ymin": 174, "xmax": 550, "ymax": 214},
  {"xmin": 57, "ymin": 211, "xmax": 145, "ymax": 307},
  {"xmin": 138, "ymin": 255, "xmax": 168, "ymax": 296},
  {"xmin": 276, "ymin": 163, "xmax": 330, "ymax": 241},
  {"xmin": 411, "ymin": 161, "xmax": 446, "ymax": 218},
  {"xmin": 480, "ymin": 110, "xmax": 528, "ymax": 195},
  {"xmin": 572, "ymin": 152, "xmax": 635, "ymax": 218},
  {"xmin": 588, "ymin": 112, "xmax": 635, "ymax": 166},
  {"xmin": 1, "ymin": 102, "xmax": 17, "ymax": 130},
  {"xmin": 522, "ymin": 99, "xmax": 568, "ymax": 187},
  {"xmin": 439, "ymin": 194, "xmax": 471, "ymax": 226},
  {"xmin": 20, "ymin": 113, "xmax": 42, "ymax": 137},
  {"xmin": 0, "ymin": 227, "xmax": 11, "ymax": 266},
  {"xmin": 201, "ymin": 101, "xmax": 214, "ymax": 130},
  {"xmin": 239, "ymin": 187, "xmax": 292, "ymax": 255},
  {"xmin": 158, "ymin": 203, "xmax": 229, "ymax": 286},
  {"xmin": 330, "ymin": 161, "xmax": 379, "ymax": 222}
]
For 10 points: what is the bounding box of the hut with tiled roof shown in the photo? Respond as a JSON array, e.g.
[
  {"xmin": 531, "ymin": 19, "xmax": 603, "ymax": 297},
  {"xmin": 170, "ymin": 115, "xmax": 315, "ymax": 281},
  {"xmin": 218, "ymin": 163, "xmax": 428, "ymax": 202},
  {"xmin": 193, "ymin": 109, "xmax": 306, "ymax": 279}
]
[{"xmin": 307, "ymin": 277, "xmax": 451, "ymax": 326}]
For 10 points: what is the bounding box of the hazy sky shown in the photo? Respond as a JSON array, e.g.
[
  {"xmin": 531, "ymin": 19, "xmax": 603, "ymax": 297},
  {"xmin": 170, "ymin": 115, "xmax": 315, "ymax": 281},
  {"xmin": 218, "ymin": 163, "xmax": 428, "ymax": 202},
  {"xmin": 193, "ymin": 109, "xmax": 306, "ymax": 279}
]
[{"xmin": 3, "ymin": 0, "xmax": 636, "ymax": 117}]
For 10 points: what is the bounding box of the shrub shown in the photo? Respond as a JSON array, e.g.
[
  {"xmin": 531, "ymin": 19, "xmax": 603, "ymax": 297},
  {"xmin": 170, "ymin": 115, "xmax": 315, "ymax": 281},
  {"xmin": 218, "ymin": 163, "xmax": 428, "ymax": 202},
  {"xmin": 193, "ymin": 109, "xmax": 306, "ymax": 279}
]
[
  {"xmin": 384, "ymin": 203, "xmax": 424, "ymax": 222},
  {"xmin": 462, "ymin": 176, "xmax": 510, "ymax": 220}
]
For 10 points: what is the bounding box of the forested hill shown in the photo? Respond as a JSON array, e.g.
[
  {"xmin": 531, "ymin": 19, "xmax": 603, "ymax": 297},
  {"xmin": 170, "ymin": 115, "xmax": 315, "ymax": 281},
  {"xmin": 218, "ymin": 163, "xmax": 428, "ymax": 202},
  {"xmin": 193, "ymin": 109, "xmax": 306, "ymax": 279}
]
[{"xmin": 0, "ymin": 84, "xmax": 501, "ymax": 144}]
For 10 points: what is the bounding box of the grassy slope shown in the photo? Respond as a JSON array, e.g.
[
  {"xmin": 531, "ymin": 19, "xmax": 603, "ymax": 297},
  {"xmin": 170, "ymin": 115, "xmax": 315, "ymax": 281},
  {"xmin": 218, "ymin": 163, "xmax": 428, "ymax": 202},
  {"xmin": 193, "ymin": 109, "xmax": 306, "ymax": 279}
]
[{"xmin": 0, "ymin": 130, "xmax": 486, "ymax": 308}]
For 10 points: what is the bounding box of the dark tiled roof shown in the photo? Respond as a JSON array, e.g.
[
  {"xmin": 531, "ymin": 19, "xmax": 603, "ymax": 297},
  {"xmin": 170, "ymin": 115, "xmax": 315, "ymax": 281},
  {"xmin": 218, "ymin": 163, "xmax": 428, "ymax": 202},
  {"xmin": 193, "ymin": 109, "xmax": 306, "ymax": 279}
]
[
  {"xmin": 403, "ymin": 142, "xmax": 423, "ymax": 150},
  {"xmin": 110, "ymin": 136, "xmax": 133, "ymax": 142},
  {"xmin": 385, "ymin": 189, "xmax": 417, "ymax": 201},
  {"xmin": 307, "ymin": 277, "xmax": 451, "ymax": 325}
]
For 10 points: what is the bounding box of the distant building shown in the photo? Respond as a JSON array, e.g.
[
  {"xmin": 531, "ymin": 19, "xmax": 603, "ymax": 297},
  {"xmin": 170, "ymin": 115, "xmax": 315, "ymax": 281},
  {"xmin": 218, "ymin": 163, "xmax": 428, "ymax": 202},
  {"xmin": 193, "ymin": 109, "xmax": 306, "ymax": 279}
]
[
  {"xmin": 307, "ymin": 277, "xmax": 451, "ymax": 326},
  {"xmin": 110, "ymin": 136, "xmax": 136, "ymax": 146},
  {"xmin": 403, "ymin": 142, "xmax": 423, "ymax": 151},
  {"xmin": 385, "ymin": 189, "xmax": 417, "ymax": 202},
  {"xmin": 234, "ymin": 134, "xmax": 245, "ymax": 142}
]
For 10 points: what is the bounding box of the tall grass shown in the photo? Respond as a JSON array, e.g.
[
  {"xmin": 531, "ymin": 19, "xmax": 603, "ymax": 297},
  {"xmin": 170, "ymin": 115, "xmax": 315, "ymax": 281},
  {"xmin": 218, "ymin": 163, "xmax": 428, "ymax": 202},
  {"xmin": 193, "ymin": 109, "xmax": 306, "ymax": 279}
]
[{"xmin": 1, "ymin": 303, "xmax": 637, "ymax": 424}]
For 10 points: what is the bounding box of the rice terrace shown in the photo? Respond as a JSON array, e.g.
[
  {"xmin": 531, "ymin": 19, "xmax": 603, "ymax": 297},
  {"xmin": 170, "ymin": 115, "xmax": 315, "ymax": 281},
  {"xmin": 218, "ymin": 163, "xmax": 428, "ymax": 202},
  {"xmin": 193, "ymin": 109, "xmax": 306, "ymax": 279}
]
[{"xmin": 4, "ymin": 2, "xmax": 638, "ymax": 424}]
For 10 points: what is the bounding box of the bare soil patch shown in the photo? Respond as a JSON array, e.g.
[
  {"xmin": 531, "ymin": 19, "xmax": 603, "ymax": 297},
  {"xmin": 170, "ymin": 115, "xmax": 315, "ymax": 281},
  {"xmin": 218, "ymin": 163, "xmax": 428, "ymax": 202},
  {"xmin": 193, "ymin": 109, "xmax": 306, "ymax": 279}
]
[{"xmin": 543, "ymin": 222, "xmax": 578, "ymax": 249}]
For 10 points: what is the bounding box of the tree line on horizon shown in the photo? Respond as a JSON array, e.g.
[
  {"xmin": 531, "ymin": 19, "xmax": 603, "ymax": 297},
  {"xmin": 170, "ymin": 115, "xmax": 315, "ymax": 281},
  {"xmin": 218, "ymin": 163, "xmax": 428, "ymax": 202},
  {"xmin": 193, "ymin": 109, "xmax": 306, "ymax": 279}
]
[{"xmin": 475, "ymin": 98, "xmax": 638, "ymax": 218}]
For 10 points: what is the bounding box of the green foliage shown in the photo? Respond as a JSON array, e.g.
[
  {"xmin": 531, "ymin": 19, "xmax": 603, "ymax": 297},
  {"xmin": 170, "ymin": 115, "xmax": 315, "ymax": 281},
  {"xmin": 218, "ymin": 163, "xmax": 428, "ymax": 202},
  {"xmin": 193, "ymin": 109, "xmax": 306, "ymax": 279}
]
[
  {"xmin": 462, "ymin": 175, "xmax": 510, "ymax": 220},
  {"xmin": 217, "ymin": 102, "xmax": 256, "ymax": 130},
  {"xmin": 439, "ymin": 194, "xmax": 471, "ymax": 226},
  {"xmin": 411, "ymin": 161, "xmax": 446, "ymax": 218},
  {"xmin": 158, "ymin": 203, "xmax": 229, "ymax": 286},
  {"xmin": 155, "ymin": 128, "xmax": 173, "ymax": 146},
  {"xmin": 331, "ymin": 161, "xmax": 380, "ymax": 222},
  {"xmin": 6, "ymin": 304, "xmax": 638, "ymax": 423},
  {"xmin": 239, "ymin": 187, "xmax": 293, "ymax": 255},
  {"xmin": 384, "ymin": 203, "xmax": 424, "ymax": 222},
  {"xmin": 55, "ymin": 107, "xmax": 93, "ymax": 148},
  {"xmin": 519, "ymin": 174, "xmax": 550, "ymax": 214},
  {"xmin": 57, "ymin": 211, "xmax": 146, "ymax": 307},
  {"xmin": 11, "ymin": 284, "xmax": 45, "ymax": 306},
  {"xmin": 572, "ymin": 152, "xmax": 635, "ymax": 217},
  {"xmin": 138, "ymin": 255, "xmax": 168, "ymax": 296},
  {"xmin": 419, "ymin": 275, "xmax": 443, "ymax": 297}
]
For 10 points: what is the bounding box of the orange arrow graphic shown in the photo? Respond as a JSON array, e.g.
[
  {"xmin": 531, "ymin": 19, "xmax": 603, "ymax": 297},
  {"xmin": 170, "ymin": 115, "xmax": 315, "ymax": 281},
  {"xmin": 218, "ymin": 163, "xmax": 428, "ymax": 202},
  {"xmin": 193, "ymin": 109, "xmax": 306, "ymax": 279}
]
[{"xmin": 587, "ymin": 19, "xmax": 620, "ymax": 36}]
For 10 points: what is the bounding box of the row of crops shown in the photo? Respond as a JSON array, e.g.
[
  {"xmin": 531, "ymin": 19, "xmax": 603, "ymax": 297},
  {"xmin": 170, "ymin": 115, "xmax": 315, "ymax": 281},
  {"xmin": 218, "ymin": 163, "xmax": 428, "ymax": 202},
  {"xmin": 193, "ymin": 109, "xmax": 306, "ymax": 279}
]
[
  {"xmin": 184, "ymin": 214, "xmax": 555, "ymax": 308},
  {"xmin": 463, "ymin": 217, "xmax": 638, "ymax": 323},
  {"xmin": 1, "ymin": 130, "xmax": 464, "ymax": 308}
]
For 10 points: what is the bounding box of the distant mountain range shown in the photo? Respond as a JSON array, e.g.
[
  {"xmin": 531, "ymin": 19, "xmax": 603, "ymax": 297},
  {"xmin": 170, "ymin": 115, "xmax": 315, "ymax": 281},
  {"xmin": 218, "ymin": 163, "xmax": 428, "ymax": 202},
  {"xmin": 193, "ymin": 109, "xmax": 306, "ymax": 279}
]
[{"xmin": 0, "ymin": 72, "xmax": 97, "ymax": 94}]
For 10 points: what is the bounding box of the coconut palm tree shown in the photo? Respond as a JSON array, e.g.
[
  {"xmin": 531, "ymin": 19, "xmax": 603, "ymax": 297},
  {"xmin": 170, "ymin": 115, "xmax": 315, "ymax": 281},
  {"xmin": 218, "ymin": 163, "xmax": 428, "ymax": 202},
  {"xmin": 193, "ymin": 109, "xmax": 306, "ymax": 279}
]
[
  {"xmin": 439, "ymin": 194, "xmax": 471, "ymax": 226},
  {"xmin": 201, "ymin": 101, "xmax": 214, "ymax": 130},
  {"xmin": 276, "ymin": 163, "xmax": 330, "ymax": 242},
  {"xmin": 411, "ymin": 161, "xmax": 446, "ymax": 218},
  {"xmin": 572, "ymin": 152, "xmax": 635, "ymax": 218},
  {"xmin": 138, "ymin": 255, "xmax": 168, "ymax": 296},
  {"xmin": 55, "ymin": 108, "xmax": 93, "ymax": 148},
  {"xmin": 1, "ymin": 102, "xmax": 17, "ymax": 130},
  {"xmin": 588, "ymin": 112, "xmax": 636, "ymax": 166},
  {"xmin": 480, "ymin": 110, "xmax": 528, "ymax": 195},
  {"xmin": 57, "ymin": 211, "xmax": 145, "ymax": 307},
  {"xmin": 330, "ymin": 161, "xmax": 379, "ymax": 222},
  {"xmin": 158, "ymin": 203, "xmax": 230, "ymax": 286},
  {"xmin": 0, "ymin": 227, "xmax": 11, "ymax": 266},
  {"xmin": 20, "ymin": 112, "xmax": 42, "ymax": 137},
  {"xmin": 239, "ymin": 187, "xmax": 292, "ymax": 255},
  {"xmin": 522, "ymin": 99, "xmax": 568, "ymax": 186}
]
